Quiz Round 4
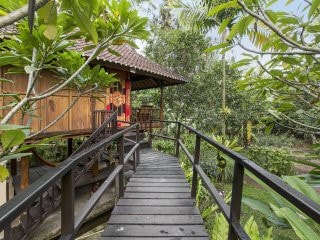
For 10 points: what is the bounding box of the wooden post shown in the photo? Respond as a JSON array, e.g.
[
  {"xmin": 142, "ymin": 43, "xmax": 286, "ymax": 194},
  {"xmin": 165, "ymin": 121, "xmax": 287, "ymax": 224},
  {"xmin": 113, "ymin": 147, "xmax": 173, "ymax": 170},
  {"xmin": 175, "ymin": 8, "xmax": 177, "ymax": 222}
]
[
  {"xmin": 191, "ymin": 136, "xmax": 201, "ymax": 199},
  {"xmin": 10, "ymin": 159, "xmax": 17, "ymax": 177},
  {"xmin": 148, "ymin": 115, "xmax": 152, "ymax": 147},
  {"xmin": 136, "ymin": 124, "xmax": 140, "ymax": 166},
  {"xmin": 61, "ymin": 169, "xmax": 75, "ymax": 238},
  {"xmin": 118, "ymin": 136, "xmax": 125, "ymax": 197},
  {"xmin": 228, "ymin": 162, "xmax": 244, "ymax": 240},
  {"xmin": 175, "ymin": 122, "xmax": 181, "ymax": 158},
  {"xmin": 160, "ymin": 82, "xmax": 164, "ymax": 122},
  {"xmin": 67, "ymin": 138, "xmax": 73, "ymax": 157},
  {"xmin": 20, "ymin": 157, "xmax": 30, "ymax": 190}
]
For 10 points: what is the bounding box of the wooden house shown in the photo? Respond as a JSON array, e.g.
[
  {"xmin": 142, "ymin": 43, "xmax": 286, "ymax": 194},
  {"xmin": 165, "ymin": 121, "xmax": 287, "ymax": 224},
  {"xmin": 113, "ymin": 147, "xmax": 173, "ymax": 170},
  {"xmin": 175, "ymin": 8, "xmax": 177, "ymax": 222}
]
[{"xmin": 0, "ymin": 33, "xmax": 188, "ymax": 138}]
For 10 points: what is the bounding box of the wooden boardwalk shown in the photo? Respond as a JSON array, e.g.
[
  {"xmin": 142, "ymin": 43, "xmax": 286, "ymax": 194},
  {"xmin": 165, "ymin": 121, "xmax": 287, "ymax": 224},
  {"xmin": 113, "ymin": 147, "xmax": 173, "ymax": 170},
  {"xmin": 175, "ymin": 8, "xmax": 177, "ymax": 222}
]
[{"xmin": 101, "ymin": 149, "xmax": 209, "ymax": 239}]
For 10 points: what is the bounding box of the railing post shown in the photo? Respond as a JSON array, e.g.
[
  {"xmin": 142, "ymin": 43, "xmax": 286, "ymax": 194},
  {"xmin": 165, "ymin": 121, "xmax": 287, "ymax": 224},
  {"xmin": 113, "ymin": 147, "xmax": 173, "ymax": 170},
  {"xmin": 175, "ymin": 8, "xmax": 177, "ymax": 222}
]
[
  {"xmin": 136, "ymin": 124, "xmax": 140, "ymax": 166},
  {"xmin": 175, "ymin": 122, "xmax": 181, "ymax": 158},
  {"xmin": 148, "ymin": 115, "xmax": 152, "ymax": 147},
  {"xmin": 191, "ymin": 135, "xmax": 201, "ymax": 199},
  {"xmin": 118, "ymin": 136, "xmax": 125, "ymax": 198},
  {"xmin": 67, "ymin": 138, "xmax": 73, "ymax": 157},
  {"xmin": 61, "ymin": 169, "xmax": 75, "ymax": 239},
  {"xmin": 92, "ymin": 110, "xmax": 96, "ymax": 132},
  {"xmin": 228, "ymin": 162, "xmax": 245, "ymax": 240}
]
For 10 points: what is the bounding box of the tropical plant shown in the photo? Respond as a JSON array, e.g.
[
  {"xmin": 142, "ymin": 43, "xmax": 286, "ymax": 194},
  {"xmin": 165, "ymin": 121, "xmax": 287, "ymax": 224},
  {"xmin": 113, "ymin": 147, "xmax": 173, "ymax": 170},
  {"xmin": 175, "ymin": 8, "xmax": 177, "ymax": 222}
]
[
  {"xmin": 206, "ymin": 0, "xmax": 320, "ymax": 137},
  {"xmin": 0, "ymin": 0, "xmax": 149, "ymax": 181},
  {"xmin": 212, "ymin": 213, "xmax": 273, "ymax": 240},
  {"xmin": 243, "ymin": 176, "xmax": 320, "ymax": 240}
]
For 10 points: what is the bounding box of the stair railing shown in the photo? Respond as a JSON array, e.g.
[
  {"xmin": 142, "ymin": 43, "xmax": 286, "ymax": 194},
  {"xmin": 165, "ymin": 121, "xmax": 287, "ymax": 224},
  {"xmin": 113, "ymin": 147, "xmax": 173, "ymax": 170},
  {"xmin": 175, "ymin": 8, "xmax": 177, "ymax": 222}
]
[
  {"xmin": 0, "ymin": 119, "xmax": 140, "ymax": 240},
  {"xmin": 148, "ymin": 119, "xmax": 320, "ymax": 240}
]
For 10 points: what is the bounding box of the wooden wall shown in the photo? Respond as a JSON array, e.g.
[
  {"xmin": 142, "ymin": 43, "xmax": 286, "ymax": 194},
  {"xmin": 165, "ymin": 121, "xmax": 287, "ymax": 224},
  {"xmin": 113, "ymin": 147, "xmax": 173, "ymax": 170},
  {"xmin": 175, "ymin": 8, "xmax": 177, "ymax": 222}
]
[{"xmin": 0, "ymin": 67, "xmax": 129, "ymax": 135}]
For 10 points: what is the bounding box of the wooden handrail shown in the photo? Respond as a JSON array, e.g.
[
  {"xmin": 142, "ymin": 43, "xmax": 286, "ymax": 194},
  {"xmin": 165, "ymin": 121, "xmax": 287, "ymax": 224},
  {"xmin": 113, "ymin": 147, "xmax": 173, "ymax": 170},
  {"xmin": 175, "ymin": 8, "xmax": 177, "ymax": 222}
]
[
  {"xmin": 146, "ymin": 119, "xmax": 320, "ymax": 240},
  {"xmin": 0, "ymin": 118, "xmax": 140, "ymax": 240}
]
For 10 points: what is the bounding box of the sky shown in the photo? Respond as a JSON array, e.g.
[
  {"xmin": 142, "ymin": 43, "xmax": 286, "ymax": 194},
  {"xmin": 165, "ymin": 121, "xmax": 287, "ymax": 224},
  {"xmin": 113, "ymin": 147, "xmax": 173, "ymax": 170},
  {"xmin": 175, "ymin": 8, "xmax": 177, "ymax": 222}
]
[{"xmin": 135, "ymin": 0, "xmax": 308, "ymax": 61}]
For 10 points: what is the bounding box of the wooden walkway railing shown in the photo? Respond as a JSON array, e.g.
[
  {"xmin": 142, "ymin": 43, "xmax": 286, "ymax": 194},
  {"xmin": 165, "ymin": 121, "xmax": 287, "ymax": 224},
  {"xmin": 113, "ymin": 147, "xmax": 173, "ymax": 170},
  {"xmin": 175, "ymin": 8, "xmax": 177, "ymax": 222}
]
[
  {"xmin": 1, "ymin": 118, "xmax": 320, "ymax": 240},
  {"xmin": 0, "ymin": 114, "xmax": 141, "ymax": 240},
  {"xmin": 148, "ymin": 120, "xmax": 320, "ymax": 240}
]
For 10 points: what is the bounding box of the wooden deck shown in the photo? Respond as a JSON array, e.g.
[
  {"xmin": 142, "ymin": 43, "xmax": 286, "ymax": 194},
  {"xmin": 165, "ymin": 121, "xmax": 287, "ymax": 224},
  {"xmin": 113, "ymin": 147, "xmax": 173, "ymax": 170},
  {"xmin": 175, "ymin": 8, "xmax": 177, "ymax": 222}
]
[{"xmin": 101, "ymin": 149, "xmax": 209, "ymax": 239}]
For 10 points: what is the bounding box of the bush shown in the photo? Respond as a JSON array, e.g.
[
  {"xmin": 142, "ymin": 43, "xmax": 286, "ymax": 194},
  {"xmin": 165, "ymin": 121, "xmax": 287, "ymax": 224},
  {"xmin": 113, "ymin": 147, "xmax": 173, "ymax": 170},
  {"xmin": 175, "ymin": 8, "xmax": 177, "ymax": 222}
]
[
  {"xmin": 246, "ymin": 146, "xmax": 294, "ymax": 176},
  {"xmin": 152, "ymin": 139, "xmax": 175, "ymax": 155},
  {"xmin": 253, "ymin": 133, "xmax": 298, "ymax": 149}
]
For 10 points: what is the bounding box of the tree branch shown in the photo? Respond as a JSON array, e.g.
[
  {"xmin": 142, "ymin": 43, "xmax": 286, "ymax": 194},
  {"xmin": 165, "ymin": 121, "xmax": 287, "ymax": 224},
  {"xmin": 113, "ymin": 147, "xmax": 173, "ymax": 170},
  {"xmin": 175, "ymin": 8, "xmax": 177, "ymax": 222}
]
[
  {"xmin": 31, "ymin": 42, "xmax": 105, "ymax": 100},
  {"xmin": 275, "ymin": 121, "xmax": 320, "ymax": 135},
  {"xmin": 281, "ymin": 114, "xmax": 320, "ymax": 131},
  {"xmin": 257, "ymin": 61, "xmax": 318, "ymax": 98},
  {"xmin": 237, "ymin": 0, "xmax": 320, "ymax": 54},
  {"xmin": 238, "ymin": 42, "xmax": 316, "ymax": 55},
  {"xmin": 0, "ymin": 0, "xmax": 50, "ymax": 28}
]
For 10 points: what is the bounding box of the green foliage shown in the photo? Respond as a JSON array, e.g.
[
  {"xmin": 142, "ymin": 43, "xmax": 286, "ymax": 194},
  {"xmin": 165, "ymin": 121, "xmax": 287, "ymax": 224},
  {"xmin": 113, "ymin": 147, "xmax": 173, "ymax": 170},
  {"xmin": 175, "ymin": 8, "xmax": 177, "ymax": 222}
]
[
  {"xmin": 152, "ymin": 139, "xmax": 175, "ymax": 155},
  {"xmin": 243, "ymin": 176, "xmax": 320, "ymax": 240},
  {"xmin": 205, "ymin": 0, "xmax": 320, "ymax": 135},
  {"xmin": 0, "ymin": 165, "xmax": 9, "ymax": 182},
  {"xmin": 246, "ymin": 146, "xmax": 294, "ymax": 176},
  {"xmin": 252, "ymin": 132, "xmax": 298, "ymax": 149}
]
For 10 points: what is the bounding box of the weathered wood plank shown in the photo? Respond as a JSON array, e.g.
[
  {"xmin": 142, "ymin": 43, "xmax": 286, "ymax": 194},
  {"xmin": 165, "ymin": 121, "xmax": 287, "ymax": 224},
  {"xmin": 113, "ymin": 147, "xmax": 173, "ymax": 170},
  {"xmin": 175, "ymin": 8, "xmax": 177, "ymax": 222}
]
[
  {"xmin": 117, "ymin": 199, "xmax": 194, "ymax": 206},
  {"xmin": 123, "ymin": 192, "xmax": 191, "ymax": 199},
  {"xmin": 127, "ymin": 182, "xmax": 190, "ymax": 187},
  {"xmin": 129, "ymin": 175, "xmax": 186, "ymax": 179},
  {"xmin": 102, "ymin": 149, "xmax": 208, "ymax": 239},
  {"xmin": 102, "ymin": 225, "xmax": 208, "ymax": 237},
  {"xmin": 125, "ymin": 187, "xmax": 190, "ymax": 193},
  {"xmin": 112, "ymin": 206, "xmax": 200, "ymax": 215},
  {"xmin": 107, "ymin": 215, "xmax": 204, "ymax": 225},
  {"xmin": 129, "ymin": 178, "xmax": 188, "ymax": 183}
]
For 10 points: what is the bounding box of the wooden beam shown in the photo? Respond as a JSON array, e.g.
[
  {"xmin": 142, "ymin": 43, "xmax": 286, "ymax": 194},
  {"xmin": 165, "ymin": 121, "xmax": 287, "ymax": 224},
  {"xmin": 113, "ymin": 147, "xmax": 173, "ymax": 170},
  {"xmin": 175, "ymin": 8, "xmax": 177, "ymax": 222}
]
[{"xmin": 160, "ymin": 81, "xmax": 164, "ymax": 121}]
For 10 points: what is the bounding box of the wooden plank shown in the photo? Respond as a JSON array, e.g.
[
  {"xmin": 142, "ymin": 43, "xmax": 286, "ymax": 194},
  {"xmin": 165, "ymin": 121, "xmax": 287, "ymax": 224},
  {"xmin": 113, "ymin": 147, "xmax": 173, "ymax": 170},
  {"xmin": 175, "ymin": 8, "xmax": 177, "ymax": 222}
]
[
  {"xmin": 117, "ymin": 199, "xmax": 194, "ymax": 206},
  {"xmin": 112, "ymin": 206, "xmax": 200, "ymax": 215},
  {"xmin": 130, "ymin": 175, "xmax": 186, "ymax": 179},
  {"xmin": 101, "ymin": 237, "xmax": 208, "ymax": 240},
  {"xmin": 108, "ymin": 215, "xmax": 204, "ymax": 225},
  {"xmin": 103, "ymin": 150, "xmax": 208, "ymax": 239},
  {"xmin": 134, "ymin": 170, "xmax": 184, "ymax": 175},
  {"xmin": 137, "ymin": 167, "xmax": 182, "ymax": 170},
  {"xmin": 125, "ymin": 187, "xmax": 190, "ymax": 193},
  {"xmin": 129, "ymin": 178, "xmax": 187, "ymax": 183},
  {"xmin": 102, "ymin": 224, "xmax": 208, "ymax": 237},
  {"xmin": 127, "ymin": 182, "xmax": 189, "ymax": 187},
  {"xmin": 123, "ymin": 193, "xmax": 191, "ymax": 199}
]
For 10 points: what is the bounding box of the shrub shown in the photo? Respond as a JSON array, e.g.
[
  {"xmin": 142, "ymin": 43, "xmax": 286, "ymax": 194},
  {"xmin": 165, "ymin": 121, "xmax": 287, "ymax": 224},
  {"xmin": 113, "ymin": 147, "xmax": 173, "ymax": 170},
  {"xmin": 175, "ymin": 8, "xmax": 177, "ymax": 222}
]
[{"xmin": 246, "ymin": 146, "xmax": 294, "ymax": 176}]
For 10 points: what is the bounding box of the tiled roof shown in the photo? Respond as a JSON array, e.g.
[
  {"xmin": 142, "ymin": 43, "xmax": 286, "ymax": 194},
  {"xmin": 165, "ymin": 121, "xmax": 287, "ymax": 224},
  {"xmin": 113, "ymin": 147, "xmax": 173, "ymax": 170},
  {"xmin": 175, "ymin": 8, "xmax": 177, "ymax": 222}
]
[
  {"xmin": 0, "ymin": 25, "xmax": 189, "ymax": 85},
  {"xmin": 72, "ymin": 40, "xmax": 188, "ymax": 83}
]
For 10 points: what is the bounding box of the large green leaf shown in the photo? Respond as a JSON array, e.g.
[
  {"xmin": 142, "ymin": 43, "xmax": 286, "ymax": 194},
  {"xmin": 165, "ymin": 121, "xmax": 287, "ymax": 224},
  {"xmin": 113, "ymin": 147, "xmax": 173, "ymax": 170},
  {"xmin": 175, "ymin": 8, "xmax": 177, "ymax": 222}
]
[
  {"xmin": 0, "ymin": 165, "xmax": 9, "ymax": 182},
  {"xmin": 242, "ymin": 196, "xmax": 288, "ymax": 227},
  {"xmin": 283, "ymin": 176, "xmax": 320, "ymax": 204},
  {"xmin": 62, "ymin": 0, "xmax": 98, "ymax": 44},
  {"xmin": 309, "ymin": 0, "xmax": 320, "ymax": 18},
  {"xmin": 271, "ymin": 204, "xmax": 320, "ymax": 240},
  {"xmin": 207, "ymin": 0, "xmax": 238, "ymax": 17},
  {"xmin": 1, "ymin": 130, "xmax": 26, "ymax": 150},
  {"xmin": 244, "ymin": 216, "xmax": 260, "ymax": 240}
]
